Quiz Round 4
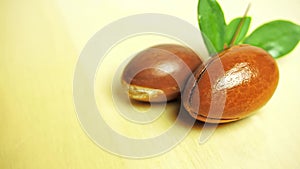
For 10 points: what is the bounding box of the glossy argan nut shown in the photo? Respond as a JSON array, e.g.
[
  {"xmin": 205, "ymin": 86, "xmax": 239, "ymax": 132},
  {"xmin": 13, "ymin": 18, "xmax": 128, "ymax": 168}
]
[
  {"xmin": 122, "ymin": 44, "xmax": 203, "ymax": 102},
  {"xmin": 183, "ymin": 44, "xmax": 279, "ymax": 123}
]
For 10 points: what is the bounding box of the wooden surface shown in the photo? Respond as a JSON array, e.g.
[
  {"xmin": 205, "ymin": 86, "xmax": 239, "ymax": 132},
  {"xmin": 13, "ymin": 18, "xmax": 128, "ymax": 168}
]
[{"xmin": 1, "ymin": 0, "xmax": 300, "ymax": 168}]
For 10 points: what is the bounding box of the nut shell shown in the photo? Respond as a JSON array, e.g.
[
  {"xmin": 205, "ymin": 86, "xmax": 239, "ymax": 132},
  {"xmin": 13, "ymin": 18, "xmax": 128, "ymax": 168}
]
[
  {"xmin": 183, "ymin": 45, "xmax": 279, "ymax": 123},
  {"xmin": 122, "ymin": 44, "xmax": 203, "ymax": 102}
]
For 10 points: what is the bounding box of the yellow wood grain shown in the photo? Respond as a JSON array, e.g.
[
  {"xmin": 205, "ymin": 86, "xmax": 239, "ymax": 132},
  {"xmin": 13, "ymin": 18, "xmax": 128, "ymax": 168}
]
[{"xmin": 1, "ymin": 0, "xmax": 300, "ymax": 168}]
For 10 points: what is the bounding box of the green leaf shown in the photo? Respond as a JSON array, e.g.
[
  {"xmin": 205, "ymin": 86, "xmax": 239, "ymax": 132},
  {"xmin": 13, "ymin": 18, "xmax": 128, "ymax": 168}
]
[
  {"xmin": 198, "ymin": 0, "xmax": 226, "ymax": 56},
  {"xmin": 225, "ymin": 17, "xmax": 251, "ymax": 46},
  {"xmin": 244, "ymin": 20, "xmax": 300, "ymax": 58}
]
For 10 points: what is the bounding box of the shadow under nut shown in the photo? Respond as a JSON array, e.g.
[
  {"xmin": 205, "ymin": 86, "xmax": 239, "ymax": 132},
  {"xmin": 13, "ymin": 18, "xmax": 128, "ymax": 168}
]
[
  {"xmin": 122, "ymin": 44, "xmax": 203, "ymax": 102},
  {"xmin": 183, "ymin": 44, "xmax": 279, "ymax": 123}
]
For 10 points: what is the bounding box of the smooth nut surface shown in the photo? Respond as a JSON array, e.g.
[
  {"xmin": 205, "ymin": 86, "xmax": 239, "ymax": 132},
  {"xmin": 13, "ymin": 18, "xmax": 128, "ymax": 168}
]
[
  {"xmin": 122, "ymin": 44, "xmax": 203, "ymax": 102},
  {"xmin": 183, "ymin": 44, "xmax": 279, "ymax": 123}
]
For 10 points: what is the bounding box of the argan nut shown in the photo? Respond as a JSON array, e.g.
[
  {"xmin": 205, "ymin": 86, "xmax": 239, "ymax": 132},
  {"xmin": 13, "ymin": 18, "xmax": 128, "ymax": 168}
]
[
  {"xmin": 122, "ymin": 44, "xmax": 203, "ymax": 102},
  {"xmin": 183, "ymin": 44, "xmax": 279, "ymax": 123}
]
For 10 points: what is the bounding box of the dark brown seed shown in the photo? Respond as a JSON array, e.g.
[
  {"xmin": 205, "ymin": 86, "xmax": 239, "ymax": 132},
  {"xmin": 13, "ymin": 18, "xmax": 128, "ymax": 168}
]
[{"xmin": 122, "ymin": 44, "xmax": 203, "ymax": 102}]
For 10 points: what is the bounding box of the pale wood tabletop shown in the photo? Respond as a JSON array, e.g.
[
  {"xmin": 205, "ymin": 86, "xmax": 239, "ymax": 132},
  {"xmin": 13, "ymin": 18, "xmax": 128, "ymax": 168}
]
[{"xmin": 1, "ymin": 0, "xmax": 300, "ymax": 169}]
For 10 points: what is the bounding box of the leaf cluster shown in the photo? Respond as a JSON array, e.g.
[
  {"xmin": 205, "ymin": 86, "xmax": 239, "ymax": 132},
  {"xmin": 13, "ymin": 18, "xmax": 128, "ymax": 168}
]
[{"xmin": 198, "ymin": 0, "xmax": 300, "ymax": 58}]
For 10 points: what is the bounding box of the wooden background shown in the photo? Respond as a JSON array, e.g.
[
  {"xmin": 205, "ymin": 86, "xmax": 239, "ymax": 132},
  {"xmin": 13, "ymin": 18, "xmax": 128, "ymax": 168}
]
[{"xmin": 1, "ymin": 0, "xmax": 300, "ymax": 168}]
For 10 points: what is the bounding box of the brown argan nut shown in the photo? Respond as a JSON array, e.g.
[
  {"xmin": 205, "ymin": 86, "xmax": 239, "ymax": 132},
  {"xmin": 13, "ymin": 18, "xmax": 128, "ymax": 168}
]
[
  {"xmin": 122, "ymin": 44, "xmax": 203, "ymax": 102},
  {"xmin": 183, "ymin": 44, "xmax": 279, "ymax": 123}
]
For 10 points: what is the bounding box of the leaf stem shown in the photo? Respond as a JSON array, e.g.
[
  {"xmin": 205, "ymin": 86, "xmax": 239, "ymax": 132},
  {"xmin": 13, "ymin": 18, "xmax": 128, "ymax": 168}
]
[{"xmin": 229, "ymin": 3, "xmax": 251, "ymax": 47}]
